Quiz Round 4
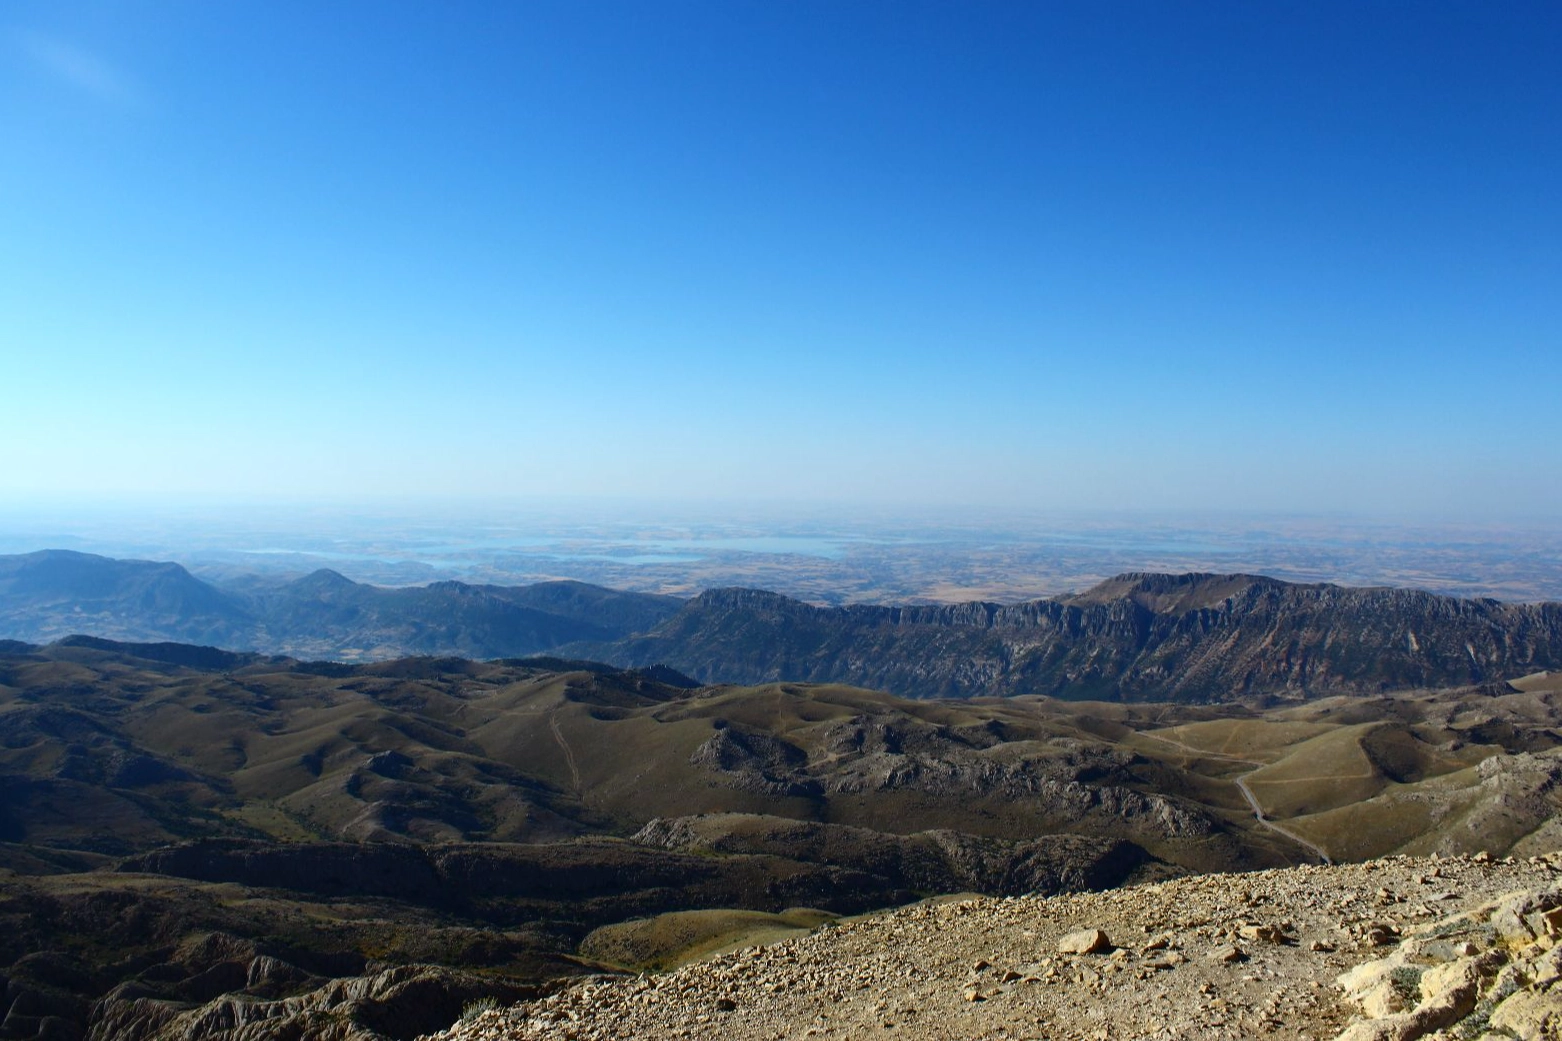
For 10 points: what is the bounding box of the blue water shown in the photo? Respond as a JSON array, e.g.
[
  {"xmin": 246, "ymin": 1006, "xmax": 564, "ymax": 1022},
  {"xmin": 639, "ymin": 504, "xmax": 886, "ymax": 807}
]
[
  {"xmin": 640, "ymin": 536, "xmax": 854, "ymax": 559},
  {"xmin": 541, "ymin": 552, "xmax": 705, "ymax": 565}
]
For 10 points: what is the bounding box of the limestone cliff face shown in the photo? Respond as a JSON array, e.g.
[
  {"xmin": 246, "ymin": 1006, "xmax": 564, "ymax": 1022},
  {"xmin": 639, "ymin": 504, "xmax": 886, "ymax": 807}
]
[{"xmin": 583, "ymin": 573, "xmax": 1562, "ymax": 701}]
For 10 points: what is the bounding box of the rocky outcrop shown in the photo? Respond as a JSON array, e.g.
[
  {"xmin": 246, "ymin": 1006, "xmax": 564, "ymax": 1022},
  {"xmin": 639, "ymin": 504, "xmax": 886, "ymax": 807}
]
[
  {"xmin": 687, "ymin": 730, "xmax": 817, "ymax": 797},
  {"xmin": 88, "ymin": 959, "xmax": 539, "ymax": 1041},
  {"xmin": 682, "ymin": 716, "xmax": 1219, "ymax": 844},
  {"xmin": 1333, "ymin": 884, "xmax": 1562, "ymax": 1040},
  {"xmin": 582, "ymin": 572, "xmax": 1562, "ymax": 700}
]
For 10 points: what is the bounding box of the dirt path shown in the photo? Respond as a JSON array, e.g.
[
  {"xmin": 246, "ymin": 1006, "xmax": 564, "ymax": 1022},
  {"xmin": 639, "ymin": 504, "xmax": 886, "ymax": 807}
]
[
  {"xmin": 1138, "ymin": 730, "xmax": 1333, "ymax": 864},
  {"xmin": 1232, "ymin": 769, "xmax": 1334, "ymax": 864},
  {"xmin": 549, "ymin": 710, "xmax": 582, "ymax": 793}
]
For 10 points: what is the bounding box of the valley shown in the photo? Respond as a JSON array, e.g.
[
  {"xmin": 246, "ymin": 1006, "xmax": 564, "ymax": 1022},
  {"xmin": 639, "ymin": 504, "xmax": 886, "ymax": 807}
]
[{"xmin": 0, "ymin": 636, "xmax": 1558, "ymax": 1039}]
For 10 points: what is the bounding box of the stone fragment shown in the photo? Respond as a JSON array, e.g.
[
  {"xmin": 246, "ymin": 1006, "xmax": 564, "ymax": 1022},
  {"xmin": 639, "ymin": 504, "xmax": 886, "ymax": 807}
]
[
  {"xmin": 1364, "ymin": 924, "xmax": 1400, "ymax": 947},
  {"xmin": 1057, "ymin": 929, "xmax": 1112, "ymax": 955},
  {"xmin": 1491, "ymin": 889, "xmax": 1562, "ymax": 944},
  {"xmin": 1210, "ymin": 945, "xmax": 1247, "ymax": 964}
]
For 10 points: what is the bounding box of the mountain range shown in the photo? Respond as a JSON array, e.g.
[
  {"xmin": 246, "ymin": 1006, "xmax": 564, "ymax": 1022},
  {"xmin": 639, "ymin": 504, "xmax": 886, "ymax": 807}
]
[
  {"xmin": 4, "ymin": 550, "xmax": 1560, "ymax": 702},
  {"xmin": 574, "ymin": 573, "xmax": 1562, "ymax": 700},
  {"xmin": 5, "ymin": 551, "xmax": 1559, "ymax": 1040},
  {"xmin": 0, "ymin": 549, "xmax": 681, "ymax": 661}
]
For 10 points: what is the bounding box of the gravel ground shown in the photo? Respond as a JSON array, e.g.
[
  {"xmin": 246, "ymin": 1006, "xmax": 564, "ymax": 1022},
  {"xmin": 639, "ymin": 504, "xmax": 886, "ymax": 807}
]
[{"xmin": 424, "ymin": 852, "xmax": 1562, "ymax": 1041}]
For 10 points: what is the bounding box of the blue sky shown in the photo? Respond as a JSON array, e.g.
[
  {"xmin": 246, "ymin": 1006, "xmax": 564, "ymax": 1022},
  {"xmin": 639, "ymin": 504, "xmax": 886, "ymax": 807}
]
[{"xmin": 3, "ymin": 2, "xmax": 1558, "ymax": 518}]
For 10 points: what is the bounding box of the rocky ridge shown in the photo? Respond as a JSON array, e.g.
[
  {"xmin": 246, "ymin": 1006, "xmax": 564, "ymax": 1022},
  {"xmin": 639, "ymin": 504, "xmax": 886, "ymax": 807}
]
[
  {"xmin": 8, "ymin": 553, "xmax": 1562, "ymax": 701},
  {"xmin": 578, "ymin": 573, "xmax": 1562, "ymax": 700},
  {"xmin": 422, "ymin": 852, "xmax": 1562, "ymax": 1041},
  {"xmin": 86, "ymin": 958, "xmax": 538, "ymax": 1041}
]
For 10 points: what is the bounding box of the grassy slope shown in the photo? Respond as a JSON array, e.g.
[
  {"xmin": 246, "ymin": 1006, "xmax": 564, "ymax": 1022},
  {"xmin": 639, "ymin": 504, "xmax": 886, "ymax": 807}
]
[{"xmin": 2, "ymin": 643, "xmax": 1559, "ymax": 870}]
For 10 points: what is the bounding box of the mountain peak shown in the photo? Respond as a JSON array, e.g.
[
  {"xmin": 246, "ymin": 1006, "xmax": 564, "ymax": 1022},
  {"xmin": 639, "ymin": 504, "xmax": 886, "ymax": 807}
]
[
  {"xmin": 289, "ymin": 568, "xmax": 357, "ymax": 591},
  {"xmin": 690, "ymin": 587, "xmax": 812, "ymax": 611},
  {"xmin": 1065, "ymin": 571, "xmax": 1297, "ymax": 612}
]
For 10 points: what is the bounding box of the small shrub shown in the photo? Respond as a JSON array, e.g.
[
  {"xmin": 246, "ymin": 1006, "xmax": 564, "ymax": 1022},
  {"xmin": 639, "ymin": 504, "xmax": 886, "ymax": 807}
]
[
  {"xmin": 461, "ymin": 995, "xmax": 501, "ymax": 1021},
  {"xmin": 1389, "ymin": 965, "xmax": 1423, "ymax": 1004}
]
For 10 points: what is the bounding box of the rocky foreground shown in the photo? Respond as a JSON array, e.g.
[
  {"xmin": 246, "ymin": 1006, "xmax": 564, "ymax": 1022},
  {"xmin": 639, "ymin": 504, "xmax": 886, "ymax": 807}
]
[{"xmin": 425, "ymin": 853, "xmax": 1562, "ymax": 1041}]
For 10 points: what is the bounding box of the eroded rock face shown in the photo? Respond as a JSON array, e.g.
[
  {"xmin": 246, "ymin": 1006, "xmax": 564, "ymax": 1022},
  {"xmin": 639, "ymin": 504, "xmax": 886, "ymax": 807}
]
[
  {"xmin": 1, "ymin": 950, "xmax": 97, "ymax": 1041},
  {"xmin": 0, "ymin": 929, "xmax": 541, "ymax": 1041},
  {"xmin": 588, "ymin": 574, "xmax": 1562, "ymax": 700},
  {"xmin": 687, "ymin": 729, "xmax": 817, "ymax": 798},
  {"xmin": 683, "ymin": 713, "xmax": 1218, "ymax": 845},
  {"xmin": 89, "ymin": 963, "xmax": 538, "ymax": 1041}
]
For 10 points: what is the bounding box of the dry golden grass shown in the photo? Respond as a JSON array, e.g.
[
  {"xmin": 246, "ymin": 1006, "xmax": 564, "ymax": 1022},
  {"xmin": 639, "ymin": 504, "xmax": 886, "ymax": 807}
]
[
  {"xmin": 1285, "ymin": 780, "xmax": 1455, "ymax": 860},
  {"xmin": 3, "ymin": 644, "xmax": 1558, "ymax": 868},
  {"xmin": 1510, "ymin": 670, "xmax": 1562, "ymax": 694},
  {"xmin": 579, "ymin": 907, "xmax": 837, "ymax": 971},
  {"xmin": 1241, "ymin": 725, "xmax": 1385, "ymax": 818},
  {"xmin": 1138, "ymin": 718, "xmax": 1336, "ymax": 761}
]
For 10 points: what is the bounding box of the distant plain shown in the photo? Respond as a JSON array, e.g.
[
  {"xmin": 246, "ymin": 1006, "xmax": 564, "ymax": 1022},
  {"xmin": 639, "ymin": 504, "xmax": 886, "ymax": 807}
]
[{"xmin": 2, "ymin": 505, "xmax": 1558, "ymax": 604}]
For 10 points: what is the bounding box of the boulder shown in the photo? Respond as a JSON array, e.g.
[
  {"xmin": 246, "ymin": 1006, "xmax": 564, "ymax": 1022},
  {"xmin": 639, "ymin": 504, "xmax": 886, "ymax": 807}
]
[{"xmin": 1056, "ymin": 929, "xmax": 1112, "ymax": 955}]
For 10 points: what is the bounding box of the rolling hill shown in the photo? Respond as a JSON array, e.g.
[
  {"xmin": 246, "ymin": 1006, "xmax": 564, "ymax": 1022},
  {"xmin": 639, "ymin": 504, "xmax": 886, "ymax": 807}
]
[
  {"xmin": 2, "ymin": 638, "xmax": 1557, "ymax": 869},
  {"xmin": 0, "ymin": 638, "xmax": 1558, "ymax": 1040}
]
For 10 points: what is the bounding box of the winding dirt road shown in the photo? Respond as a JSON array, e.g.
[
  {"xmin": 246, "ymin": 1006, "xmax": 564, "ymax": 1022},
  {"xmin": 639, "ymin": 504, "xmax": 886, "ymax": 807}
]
[
  {"xmin": 1231, "ymin": 768, "xmax": 1333, "ymax": 864},
  {"xmin": 1139, "ymin": 730, "xmax": 1333, "ymax": 864}
]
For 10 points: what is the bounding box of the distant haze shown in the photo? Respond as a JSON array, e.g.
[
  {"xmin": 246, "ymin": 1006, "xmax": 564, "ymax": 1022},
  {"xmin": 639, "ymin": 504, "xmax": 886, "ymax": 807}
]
[
  {"xmin": 2, "ymin": 501, "xmax": 1560, "ymax": 604},
  {"xmin": 2, "ymin": 3, "xmax": 1559, "ymax": 518}
]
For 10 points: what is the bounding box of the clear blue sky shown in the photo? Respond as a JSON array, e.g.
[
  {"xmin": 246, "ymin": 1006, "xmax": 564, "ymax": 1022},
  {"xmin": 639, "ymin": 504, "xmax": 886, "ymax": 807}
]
[{"xmin": 3, "ymin": 2, "xmax": 1558, "ymax": 518}]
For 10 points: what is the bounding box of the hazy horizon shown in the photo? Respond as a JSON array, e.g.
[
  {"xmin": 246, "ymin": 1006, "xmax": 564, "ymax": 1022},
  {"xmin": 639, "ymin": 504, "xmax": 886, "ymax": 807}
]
[
  {"xmin": 4, "ymin": 498, "xmax": 1561, "ymax": 604},
  {"xmin": 4, "ymin": 2, "xmax": 1559, "ymax": 520}
]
